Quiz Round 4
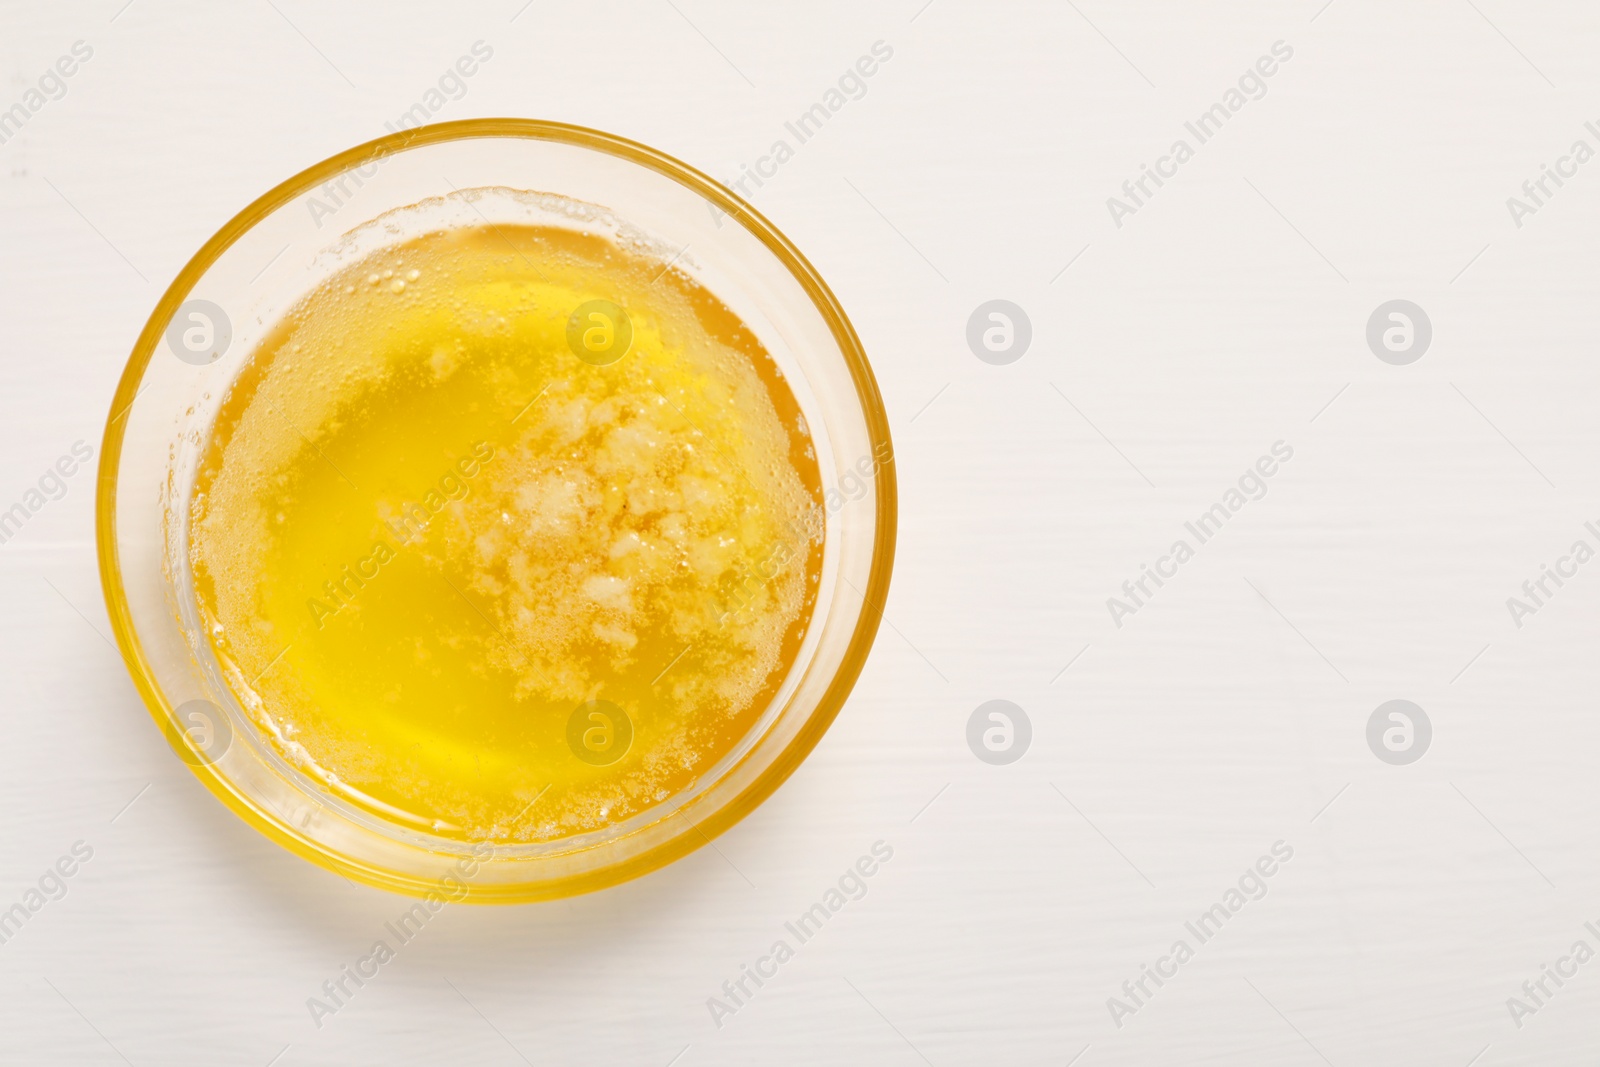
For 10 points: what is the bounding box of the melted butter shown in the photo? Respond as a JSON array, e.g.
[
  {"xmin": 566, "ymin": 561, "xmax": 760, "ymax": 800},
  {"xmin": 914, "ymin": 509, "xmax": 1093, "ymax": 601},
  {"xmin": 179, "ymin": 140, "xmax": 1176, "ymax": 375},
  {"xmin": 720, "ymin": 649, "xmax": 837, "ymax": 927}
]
[{"xmin": 189, "ymin": 223, "xmax": 821, "ymax": 843}]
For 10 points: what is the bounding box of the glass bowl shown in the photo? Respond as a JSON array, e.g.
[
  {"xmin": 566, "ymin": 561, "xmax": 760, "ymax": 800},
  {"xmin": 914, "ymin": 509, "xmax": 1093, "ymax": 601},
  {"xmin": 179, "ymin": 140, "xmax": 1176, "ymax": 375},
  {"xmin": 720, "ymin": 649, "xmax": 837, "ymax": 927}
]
[{"xmin": 96, "ymin": 119, "xmax": 896, "ymax": 902}]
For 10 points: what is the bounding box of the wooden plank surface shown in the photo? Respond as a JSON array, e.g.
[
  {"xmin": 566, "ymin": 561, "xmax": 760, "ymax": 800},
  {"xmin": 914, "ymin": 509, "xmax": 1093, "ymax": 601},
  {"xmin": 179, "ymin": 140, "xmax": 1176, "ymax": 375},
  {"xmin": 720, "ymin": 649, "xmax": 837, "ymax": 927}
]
[{"xmin": 1, "ymin": 1, "xmax": 1596, "ymax": 1063}]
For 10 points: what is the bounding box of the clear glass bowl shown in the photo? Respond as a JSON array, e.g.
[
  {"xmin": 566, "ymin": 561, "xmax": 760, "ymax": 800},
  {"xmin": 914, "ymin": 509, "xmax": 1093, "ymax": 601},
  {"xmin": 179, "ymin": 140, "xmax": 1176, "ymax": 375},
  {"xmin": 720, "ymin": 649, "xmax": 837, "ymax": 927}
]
[{"xmin": 96, "ymin": 120, "xmax": 896, "ymax": 902}]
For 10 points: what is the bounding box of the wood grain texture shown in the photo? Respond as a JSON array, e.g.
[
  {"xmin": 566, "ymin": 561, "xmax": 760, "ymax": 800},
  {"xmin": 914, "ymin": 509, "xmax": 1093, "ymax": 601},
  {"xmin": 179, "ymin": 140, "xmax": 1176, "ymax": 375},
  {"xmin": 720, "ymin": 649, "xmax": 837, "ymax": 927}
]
[{"xmin": 2, "ymin": 0, "xmax": 1599, "ymax": 1063}]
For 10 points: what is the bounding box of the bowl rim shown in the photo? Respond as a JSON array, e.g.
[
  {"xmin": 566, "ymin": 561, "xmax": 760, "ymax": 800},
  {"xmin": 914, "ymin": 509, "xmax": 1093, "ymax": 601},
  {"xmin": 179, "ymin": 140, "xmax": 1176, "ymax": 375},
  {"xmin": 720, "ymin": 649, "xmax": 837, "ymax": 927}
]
[{"xmin": 95, "ymin": 118, "xmax": 898, "ymax": 902}]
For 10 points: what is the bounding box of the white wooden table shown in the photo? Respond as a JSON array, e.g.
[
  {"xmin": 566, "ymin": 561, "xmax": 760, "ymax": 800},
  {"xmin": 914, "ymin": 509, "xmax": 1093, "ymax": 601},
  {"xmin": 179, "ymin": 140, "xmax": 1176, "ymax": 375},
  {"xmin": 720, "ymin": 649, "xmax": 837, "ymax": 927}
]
[{"xmin": 2, "ymin": 1, "xmax": 1597, "ymax": 1063}]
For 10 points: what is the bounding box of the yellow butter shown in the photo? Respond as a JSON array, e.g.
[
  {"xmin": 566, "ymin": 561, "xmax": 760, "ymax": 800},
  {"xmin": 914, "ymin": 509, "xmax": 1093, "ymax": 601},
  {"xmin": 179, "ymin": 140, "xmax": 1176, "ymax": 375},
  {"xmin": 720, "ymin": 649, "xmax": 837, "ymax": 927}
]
[{"xmin": 190, "ymin": 223, "xmax": 821, "ymax": 843}]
